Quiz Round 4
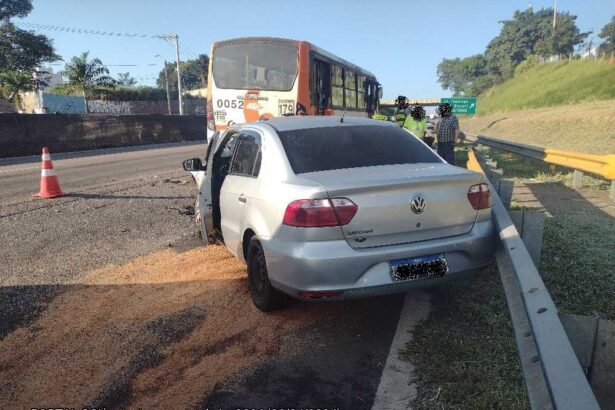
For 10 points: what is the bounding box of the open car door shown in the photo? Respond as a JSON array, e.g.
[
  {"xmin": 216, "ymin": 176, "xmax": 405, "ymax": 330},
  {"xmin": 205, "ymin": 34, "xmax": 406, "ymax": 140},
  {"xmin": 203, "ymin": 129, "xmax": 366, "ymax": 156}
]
[{"xmin": 183, "ymin": 131, "xmax": 221, "ymax": 244}]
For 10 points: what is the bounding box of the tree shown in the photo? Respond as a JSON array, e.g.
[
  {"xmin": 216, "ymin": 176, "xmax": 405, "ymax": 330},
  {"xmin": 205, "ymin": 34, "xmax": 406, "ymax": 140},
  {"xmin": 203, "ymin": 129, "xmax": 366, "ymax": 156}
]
[
  {"xmin": 116, "ymin": 72, "xmax": 137, "ymax": 87},
  {"xmin": 598, "ymin": 16, "xmax": 615, "ymax": 56},
  {"xmin": 0, "ymin": 70, "xmax": 32, "ymax": 108},
  {"xmin": 157, "ymin": 54, "xmax": 209, "ymax": 92},
  {"xmin": 63, "ymin": 52, "xmax": 115, "ymax": 113},
  {"xmin": 0, "ymin": 0, "xmax": 58, "ymax": 106},
  {"xmin": 485, "ymin": 8, "xmax": 588, "ymax": 78},
  {"xmin": 0, "ymin": 0, "xmax": 33, "ymax": 20},
  {"xmin": 437, "ymin": 54, "xmax": 495, "ymax": 96}
]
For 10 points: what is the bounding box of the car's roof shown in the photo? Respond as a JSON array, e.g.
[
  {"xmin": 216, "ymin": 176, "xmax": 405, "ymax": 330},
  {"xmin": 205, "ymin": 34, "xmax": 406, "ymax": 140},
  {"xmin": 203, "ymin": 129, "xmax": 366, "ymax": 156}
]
[{"xmin": 243, "ymin": 116, "xmax": 397, "ymax": 133}]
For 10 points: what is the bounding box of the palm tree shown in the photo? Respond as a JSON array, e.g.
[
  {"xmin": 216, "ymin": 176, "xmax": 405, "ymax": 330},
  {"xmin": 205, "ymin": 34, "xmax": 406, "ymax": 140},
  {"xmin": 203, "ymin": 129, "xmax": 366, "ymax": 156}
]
[
  {"xmin": 63, "ymin": 52, "xmax": 114, "ymax": 113},
  {"xmin": 0, "ymin": 70, "xmax": 35, "ymax": 111}
]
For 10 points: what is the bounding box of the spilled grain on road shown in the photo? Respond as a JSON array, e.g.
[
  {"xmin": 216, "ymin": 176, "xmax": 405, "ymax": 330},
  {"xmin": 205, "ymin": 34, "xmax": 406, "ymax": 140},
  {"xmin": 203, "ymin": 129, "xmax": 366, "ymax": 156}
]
[{"xmin": 0, "ymin": 244, "xmax": 328, "ymax": 408}]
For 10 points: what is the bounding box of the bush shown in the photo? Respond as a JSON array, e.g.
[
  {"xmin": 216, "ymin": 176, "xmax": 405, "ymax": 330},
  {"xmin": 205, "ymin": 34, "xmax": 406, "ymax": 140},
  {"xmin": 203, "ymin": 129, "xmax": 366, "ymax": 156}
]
[
  {"xmin": 513, "ymin": 55, "xmax": 541, "ymax": 77},
  {"xmin": 47, "ymin": 84, "xmax": 204, "ymax": 102}
]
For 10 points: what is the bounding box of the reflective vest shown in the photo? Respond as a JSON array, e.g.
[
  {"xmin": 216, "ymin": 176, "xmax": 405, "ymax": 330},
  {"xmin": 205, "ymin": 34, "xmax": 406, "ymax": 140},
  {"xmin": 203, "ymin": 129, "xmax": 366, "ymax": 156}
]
[
  {"xmin": 394, "ymin": 112, "xmax": 406, "ymax": 127},
  {"xmin": 403, "ymin": 117, "xmax": 427, "ymax": 139},
  {"xmin": 373, "ymin": 113, "xmax": 389, "ymax": 121}
]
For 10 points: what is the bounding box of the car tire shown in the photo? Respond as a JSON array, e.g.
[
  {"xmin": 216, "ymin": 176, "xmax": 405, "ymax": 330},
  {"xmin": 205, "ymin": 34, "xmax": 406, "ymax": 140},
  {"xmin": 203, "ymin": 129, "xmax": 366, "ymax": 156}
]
[{"xmin": 247, "ymin": 238, "xmax": 288, "ymax": 312}]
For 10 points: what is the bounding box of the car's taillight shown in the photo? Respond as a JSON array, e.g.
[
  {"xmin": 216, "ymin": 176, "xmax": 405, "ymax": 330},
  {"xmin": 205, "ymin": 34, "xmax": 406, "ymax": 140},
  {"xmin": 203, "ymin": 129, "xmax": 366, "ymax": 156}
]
[
  {"xmin": 467, "ymin": 183, "xmax": 491, "ymax": 210},
  {"xmin": 282, "ymin": 197, "xmax": 358, "ymax": 227}
]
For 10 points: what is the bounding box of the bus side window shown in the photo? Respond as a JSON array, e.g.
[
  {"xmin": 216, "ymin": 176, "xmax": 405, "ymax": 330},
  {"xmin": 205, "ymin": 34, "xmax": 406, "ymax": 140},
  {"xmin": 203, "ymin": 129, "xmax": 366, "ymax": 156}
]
[{"xmin": 312, "ymin": 59, "xmax": 331, "ymax": 115}]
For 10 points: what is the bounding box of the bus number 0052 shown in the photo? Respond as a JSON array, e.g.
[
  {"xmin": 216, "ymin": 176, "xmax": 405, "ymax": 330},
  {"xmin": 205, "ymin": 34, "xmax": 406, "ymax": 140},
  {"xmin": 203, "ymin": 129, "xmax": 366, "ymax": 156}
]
[{"xmin": 216, "ymin": 99, "xmax": 244, "ymax": 109}]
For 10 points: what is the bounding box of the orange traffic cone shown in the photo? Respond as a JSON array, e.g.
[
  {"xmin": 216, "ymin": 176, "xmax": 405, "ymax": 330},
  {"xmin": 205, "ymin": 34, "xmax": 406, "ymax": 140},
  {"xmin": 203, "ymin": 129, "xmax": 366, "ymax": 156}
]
[{"xmin": 33, "ymin": 147, "xmax": 65, "ymax": 198}]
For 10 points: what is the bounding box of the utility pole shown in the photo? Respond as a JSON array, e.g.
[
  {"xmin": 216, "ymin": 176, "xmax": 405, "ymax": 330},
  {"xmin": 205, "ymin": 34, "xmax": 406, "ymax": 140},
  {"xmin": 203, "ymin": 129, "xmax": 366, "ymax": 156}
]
[
  {"xmin": 553, "ymin": 0, "xmax": 557, "ymax": 28},
  {"xmin": 173, "ymin": 35, "xmax": 184, "ymax": 115},
  {"xmin": 160, "ymin": 34, "xmax": 184, "ymax": 115},
  {"xmin": 163, "ymin": 60, "xmax": 171, "ymax": 114}
]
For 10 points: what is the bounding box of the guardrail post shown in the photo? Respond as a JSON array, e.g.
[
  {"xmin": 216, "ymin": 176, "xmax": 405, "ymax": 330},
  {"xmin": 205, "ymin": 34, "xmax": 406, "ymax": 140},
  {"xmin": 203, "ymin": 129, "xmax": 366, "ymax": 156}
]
[
  {"xmin": 611, "ymin": 180, "xmax": 615, "ymax": 202},
  {"xmin": 572, "ymin": 170, "xmax": 584, "ymax": 189}
]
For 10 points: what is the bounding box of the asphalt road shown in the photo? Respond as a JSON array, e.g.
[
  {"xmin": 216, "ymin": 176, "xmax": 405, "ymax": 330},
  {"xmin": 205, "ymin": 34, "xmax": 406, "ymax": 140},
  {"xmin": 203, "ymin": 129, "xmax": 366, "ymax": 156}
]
[
  {"xmin": 0, "ymin": 142, "xmax": 206, "ymax": 205},
  {"xmin": 0, "ymin": 142, "xmax": 409, "ymax": 409}
]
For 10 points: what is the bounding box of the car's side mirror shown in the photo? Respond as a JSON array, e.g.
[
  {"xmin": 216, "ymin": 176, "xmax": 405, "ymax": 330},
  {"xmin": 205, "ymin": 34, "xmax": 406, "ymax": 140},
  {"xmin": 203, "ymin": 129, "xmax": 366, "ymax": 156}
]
[{"xmin": 182, "ymin": 158, "xmax": 204, "ymax": 172}]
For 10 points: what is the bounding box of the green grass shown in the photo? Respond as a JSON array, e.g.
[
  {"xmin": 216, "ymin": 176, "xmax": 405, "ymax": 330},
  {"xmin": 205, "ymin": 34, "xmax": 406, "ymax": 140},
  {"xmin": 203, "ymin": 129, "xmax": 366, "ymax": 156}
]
[
  {"xmin": 478, "ymin": 60, "xmax": 615, "ymax": 114},
  {"xmin": 487, "ymin": 148, "xmax": 615, "ymax": 319},
  {"xmin": 401, "ymin": 269, "xmax": 528, "ymax": 409},
  {"xmin": 540, "ymin": 212, "xmax": 615, "ymax": 318}
]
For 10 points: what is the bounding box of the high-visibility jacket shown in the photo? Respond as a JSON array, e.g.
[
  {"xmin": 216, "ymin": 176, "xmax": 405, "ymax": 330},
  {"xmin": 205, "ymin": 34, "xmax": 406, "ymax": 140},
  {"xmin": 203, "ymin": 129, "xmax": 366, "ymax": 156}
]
[
  {"xmin": 393, "ymin": 112, "xmax": 406, "ymax": 127},
  {"xmin": 403, "ymin": 117, "xmax": 427, "ymax": 139},
  {"xmin": 373, "ymin": 113, "xmax": 389, "ymax": 121}
]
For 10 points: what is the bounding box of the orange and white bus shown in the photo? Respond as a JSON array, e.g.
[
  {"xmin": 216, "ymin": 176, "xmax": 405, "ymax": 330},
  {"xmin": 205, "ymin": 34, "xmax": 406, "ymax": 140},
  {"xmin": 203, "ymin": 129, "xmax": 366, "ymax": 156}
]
[{"xmin": 206, "ymin": 37, "xmax": 382, "ymax": 139}]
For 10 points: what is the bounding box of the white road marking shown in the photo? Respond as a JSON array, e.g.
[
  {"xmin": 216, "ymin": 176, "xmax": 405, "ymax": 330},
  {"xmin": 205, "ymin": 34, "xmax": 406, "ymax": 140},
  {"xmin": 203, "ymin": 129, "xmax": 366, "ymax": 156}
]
[
  {"xmin": 0, "ymin": 166, "xmax": 39, "ymax": 174},
  {"xmin": 371, "ymin": 290, "xmax": 431, "ymax": 410}
]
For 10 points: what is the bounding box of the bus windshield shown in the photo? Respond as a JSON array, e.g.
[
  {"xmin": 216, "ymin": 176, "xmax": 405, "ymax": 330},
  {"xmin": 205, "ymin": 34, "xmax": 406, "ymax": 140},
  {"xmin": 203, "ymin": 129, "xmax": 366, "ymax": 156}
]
[{"xmin": 212, "ymin": 43, "xmax": 298, "ymax": 91}]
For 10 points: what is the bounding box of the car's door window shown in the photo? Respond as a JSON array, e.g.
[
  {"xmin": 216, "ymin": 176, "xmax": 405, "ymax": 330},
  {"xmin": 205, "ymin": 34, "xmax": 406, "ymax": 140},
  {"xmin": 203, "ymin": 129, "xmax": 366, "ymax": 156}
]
[
  {"xmin": 229, "ymin": 130, "xmax": 262, "ymax": 177},
  {"xmin": 203, "ymin": 131, "xmax": 220, "ymax": 170}
]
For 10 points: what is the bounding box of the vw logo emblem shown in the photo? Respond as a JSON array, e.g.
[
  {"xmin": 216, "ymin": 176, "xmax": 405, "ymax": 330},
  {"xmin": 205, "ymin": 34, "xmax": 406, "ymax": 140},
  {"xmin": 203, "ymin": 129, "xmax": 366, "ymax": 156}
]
[{"xmin": 410, "ymin": 195, "xmax": 426, "ymax": 214}]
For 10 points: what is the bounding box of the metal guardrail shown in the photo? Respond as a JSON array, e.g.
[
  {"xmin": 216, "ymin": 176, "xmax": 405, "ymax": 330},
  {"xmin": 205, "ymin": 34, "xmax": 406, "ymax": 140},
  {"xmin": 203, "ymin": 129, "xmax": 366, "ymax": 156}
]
[
  {"xmin": 467, "ymin": 149, "xmax": 600, "ymax": 410},
  {"xmin": 469, "ymin": 134, "xmax": 615, "ymax": 200},
  {"xmin": 475, "ymin": 135, "xmax": 615, "ymax": 180}
]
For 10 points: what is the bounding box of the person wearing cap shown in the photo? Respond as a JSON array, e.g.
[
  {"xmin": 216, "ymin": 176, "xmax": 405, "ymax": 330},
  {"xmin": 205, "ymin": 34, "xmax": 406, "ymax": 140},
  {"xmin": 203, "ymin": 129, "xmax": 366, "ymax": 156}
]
[
  {"xmin": 393, "ymin": 95, "xmax": 408, "ymax": 127},
  {"xmin": 436, "ymin": 103, "xmax": 460, "ymax": 165},
  {"xmin": 403, "ymin": 105, "xmax": 427, "ymax": 140}
]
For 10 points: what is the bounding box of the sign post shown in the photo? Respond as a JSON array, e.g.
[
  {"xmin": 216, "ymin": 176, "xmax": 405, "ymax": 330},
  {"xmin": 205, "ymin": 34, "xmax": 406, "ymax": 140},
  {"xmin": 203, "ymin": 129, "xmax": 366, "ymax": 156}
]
[{"xmin": 440, "ymin": 97, "xmax": 477, "ymax": 115}]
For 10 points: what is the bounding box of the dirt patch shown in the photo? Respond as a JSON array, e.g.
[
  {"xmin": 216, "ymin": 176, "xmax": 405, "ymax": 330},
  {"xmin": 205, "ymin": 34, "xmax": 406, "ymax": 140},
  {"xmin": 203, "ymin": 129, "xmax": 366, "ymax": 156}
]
[{"xmin": 0, "ymin": 245, "xmax": 328, "ymax": 409}]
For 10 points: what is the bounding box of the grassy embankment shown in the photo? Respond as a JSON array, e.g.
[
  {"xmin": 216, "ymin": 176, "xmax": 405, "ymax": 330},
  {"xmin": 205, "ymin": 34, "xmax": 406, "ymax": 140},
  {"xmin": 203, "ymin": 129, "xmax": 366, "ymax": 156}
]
[
  {"xmin": 403, "ymin": 62, "xmax": 615, "ymax": 407},
  {"xmin": 460, "ymin": 60, "xmax": 615, "ymax": 154}
]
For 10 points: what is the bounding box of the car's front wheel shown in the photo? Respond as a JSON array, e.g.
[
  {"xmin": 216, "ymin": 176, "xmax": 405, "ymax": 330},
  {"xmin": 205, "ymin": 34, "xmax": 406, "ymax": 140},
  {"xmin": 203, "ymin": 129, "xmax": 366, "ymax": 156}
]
[{"xmin": 247, "ymin": 238, "xmax": 288, "ymax": 311}]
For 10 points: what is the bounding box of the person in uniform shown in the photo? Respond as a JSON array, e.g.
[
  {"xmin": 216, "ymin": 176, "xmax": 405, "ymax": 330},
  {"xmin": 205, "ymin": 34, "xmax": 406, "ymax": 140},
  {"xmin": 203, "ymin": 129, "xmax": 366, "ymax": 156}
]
[
  {"xmin": 393, "ymin": 95, "xmax": 409, "ymax": 127},
  {"xmin": 403, "ymin": 105, "xmax": 427, "ymax": 140}
]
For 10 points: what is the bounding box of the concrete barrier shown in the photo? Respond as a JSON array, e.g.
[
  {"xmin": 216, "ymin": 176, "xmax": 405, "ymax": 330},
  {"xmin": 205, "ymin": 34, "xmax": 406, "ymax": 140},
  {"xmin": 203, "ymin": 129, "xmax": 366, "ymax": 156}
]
[{"xmin": 0, "ymin": 114, "xmax": 206, "ymax": 158}]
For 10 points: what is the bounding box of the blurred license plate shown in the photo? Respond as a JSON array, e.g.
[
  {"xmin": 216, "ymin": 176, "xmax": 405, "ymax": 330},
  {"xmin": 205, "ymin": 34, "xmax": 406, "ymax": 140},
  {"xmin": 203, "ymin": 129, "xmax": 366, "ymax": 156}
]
[{"xmin": 388, "ymin": 254, "xmax": 448, "ymax": 281}]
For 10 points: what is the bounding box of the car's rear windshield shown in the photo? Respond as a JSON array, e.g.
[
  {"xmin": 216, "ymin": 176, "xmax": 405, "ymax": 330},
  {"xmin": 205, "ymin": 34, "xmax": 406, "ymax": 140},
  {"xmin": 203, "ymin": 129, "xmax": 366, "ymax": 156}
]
[{"xmin": 277, "ymin": 125, "xmax": 441, "ymax": 174}]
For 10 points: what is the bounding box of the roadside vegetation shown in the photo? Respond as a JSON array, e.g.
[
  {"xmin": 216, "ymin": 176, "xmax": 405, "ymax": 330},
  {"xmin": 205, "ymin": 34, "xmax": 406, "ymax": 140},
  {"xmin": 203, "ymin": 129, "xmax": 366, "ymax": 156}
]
[
  {"xmin": 403, "ymin": 142, "xmax": 614, "ymax": 408},
  {"xmin": 459, "ymin": 100, "xmax": 615, "ymax": 154},
  {"xmin": 401, "ymin": 267, "xmax": 528, "ymax": 409},
  {"xmin": 485, "ymin": 148, "xmax": 615, "ymax": 319},
  {"xmin": 476, "ymin": 60, "xmax": 615, "ymax": 114}
]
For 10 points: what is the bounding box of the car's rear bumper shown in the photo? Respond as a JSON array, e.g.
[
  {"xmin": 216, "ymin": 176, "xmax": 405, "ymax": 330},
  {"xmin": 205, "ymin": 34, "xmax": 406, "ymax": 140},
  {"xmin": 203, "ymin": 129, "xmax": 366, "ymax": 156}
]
[{"xmin": 262, "ymin": 219, "xmax": 495, "ymax": 300}]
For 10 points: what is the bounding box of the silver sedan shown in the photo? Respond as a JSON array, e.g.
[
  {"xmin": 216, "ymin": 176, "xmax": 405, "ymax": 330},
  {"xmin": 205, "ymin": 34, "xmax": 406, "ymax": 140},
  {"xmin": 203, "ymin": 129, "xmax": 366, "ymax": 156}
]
[{"xmin": 183, "ymin": 116, "xmax": 495, "ymax": 311}]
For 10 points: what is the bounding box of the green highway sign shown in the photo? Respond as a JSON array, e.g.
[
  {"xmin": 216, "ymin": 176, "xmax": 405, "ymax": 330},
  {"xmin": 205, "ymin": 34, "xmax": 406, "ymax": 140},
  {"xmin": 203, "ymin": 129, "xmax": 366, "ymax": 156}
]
[{"xmin": 440, "ymin": 97, "xmax": 477, "ymax": 115}]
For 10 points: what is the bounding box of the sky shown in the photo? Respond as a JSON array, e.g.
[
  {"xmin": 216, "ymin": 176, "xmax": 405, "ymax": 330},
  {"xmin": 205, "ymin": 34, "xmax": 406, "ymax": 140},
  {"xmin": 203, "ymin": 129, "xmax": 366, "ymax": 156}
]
[{"xmin": 17, "ymin": 0, "xmax": 615, "ymax": 100}]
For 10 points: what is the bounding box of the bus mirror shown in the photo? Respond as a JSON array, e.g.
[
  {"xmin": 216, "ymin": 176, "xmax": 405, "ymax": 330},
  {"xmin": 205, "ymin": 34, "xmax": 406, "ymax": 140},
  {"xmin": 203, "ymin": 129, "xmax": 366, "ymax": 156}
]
[{"xmin": 378, "ymin": 87, "xmax": 383, "ymax": 99}]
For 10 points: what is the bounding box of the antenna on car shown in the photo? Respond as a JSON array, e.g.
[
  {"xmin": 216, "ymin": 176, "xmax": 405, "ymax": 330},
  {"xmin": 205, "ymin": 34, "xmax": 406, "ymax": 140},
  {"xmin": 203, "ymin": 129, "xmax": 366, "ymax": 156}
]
[{"xmin": 340, "ymin": 104, "xmax": 348, "ymax": 123}]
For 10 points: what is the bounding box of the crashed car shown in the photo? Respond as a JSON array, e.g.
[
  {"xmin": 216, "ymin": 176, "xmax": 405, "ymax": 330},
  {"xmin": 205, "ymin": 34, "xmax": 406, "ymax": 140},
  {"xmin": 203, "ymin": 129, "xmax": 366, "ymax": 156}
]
[{"xmin": 183, "ymin": 116, "xmax": 495, "ymax": 311}]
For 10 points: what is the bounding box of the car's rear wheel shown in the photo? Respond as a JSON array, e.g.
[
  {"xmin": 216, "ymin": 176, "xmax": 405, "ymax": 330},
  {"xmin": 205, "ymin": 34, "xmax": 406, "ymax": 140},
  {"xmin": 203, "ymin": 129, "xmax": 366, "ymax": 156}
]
[{"xmin": 247, "ymin": 238, "xmax": 288, "ymax": 311}]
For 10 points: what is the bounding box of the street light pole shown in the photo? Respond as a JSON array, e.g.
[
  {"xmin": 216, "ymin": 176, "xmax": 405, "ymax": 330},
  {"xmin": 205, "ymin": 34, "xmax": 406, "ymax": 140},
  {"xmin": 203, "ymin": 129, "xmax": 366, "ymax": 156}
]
[
  {"xmin": 163, "ymin": 60, "xmax": 171, "ymax": 115},
  {"xmin": 173, "ymin": 35, "xmax": 184, "ymax": 115},
  {"xmin": 159, "ymin": 34, "xmax": 184, "ymax": 115}
]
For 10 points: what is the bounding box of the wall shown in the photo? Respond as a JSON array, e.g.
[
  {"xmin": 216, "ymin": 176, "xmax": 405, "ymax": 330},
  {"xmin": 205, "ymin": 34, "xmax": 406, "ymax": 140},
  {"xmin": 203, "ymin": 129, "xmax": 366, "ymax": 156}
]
[
  {"xmin": 0, "ymin": 114, "xmax": 205, "ymax": 158},
  {"xmin": 0, "ymin": 98, "xmax": 16, "ymax": 113},
  {"xmin": 43, "ymin": 93, "xmax": 87, "ymax": 114},
  {"xmin": 87, "ymin": 99, "xmax": 205, "ymax": 115}
]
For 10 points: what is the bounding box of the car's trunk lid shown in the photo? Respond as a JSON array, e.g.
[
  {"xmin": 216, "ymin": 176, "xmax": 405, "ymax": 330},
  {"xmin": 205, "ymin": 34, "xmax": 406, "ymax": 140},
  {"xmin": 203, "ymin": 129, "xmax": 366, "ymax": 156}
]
[{"xmin": 300, "ymin": 163, "xmax": 483, "ymax": 249}]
